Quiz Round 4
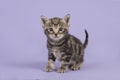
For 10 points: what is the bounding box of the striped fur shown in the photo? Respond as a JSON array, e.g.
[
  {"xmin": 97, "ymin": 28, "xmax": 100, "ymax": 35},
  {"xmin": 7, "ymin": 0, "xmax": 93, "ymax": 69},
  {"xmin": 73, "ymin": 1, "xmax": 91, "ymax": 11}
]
[{"xmin": 41, "ymin": 14, "xmax": 88, "ymax": 73}]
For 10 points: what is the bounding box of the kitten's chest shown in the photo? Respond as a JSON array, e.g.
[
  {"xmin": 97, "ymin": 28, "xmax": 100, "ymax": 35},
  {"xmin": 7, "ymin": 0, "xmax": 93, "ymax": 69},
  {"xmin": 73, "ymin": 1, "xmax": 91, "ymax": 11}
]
[{"xmin": 50, "ymin": 47, "xmax": 62, "ymax": 60}]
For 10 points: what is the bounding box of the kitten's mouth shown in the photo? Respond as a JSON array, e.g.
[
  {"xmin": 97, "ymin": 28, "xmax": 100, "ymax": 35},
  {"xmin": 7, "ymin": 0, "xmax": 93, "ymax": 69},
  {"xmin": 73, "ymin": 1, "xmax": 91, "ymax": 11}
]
[
  {"xmin": 53, "ymin": 37, "xmax": 61, "ymax": 40},
  {"xmin": 52, "ymin": 36, "xmax": 62, "ymax": 41},
  {"xmin": 54, "ymin": 36, "xmax": 59, "ymax": 38},
  {"xmin": 48, "ymin": 34, "xmax": 64, "ymax": 41}
]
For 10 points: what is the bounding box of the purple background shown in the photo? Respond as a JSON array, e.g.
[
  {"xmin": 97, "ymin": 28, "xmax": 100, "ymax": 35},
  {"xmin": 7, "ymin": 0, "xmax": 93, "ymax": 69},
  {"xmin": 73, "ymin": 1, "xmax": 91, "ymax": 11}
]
[{"xmin": 0, "ymin": 0, "xmax": 120, "ymax": 80}]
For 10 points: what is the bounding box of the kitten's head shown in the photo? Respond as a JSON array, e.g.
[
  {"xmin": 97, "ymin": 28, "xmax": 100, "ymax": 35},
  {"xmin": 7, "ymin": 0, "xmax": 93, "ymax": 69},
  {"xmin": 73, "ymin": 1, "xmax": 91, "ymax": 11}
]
[{"xmin": 41, "ymin": 14, "xmax": 70, "ymax": 41}]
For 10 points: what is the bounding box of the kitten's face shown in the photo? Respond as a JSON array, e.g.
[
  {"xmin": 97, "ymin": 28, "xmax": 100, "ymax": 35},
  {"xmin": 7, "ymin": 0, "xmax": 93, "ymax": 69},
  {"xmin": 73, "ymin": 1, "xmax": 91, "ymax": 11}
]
[{"xmin": 41, "ymin": 14, "xmax": 70, "ymax": 41}]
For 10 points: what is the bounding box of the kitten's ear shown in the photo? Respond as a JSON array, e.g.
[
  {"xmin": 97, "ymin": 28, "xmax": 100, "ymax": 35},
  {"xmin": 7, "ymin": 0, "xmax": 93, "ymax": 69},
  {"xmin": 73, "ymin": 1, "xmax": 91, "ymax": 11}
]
[
  {"xmin": 41, "ymin": 15, "xmax": 48, "ymax": 25},
  {"xmin": 63, "ymin": 14, "xmax": 70, "ymax": 24}
]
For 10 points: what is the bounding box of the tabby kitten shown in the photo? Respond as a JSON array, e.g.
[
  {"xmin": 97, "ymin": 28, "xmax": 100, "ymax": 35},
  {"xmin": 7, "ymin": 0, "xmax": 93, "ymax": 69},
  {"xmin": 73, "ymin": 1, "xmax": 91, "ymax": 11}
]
[{"xmin": 41, "ymin": 14, "xmax": 88, "ymax": 73}]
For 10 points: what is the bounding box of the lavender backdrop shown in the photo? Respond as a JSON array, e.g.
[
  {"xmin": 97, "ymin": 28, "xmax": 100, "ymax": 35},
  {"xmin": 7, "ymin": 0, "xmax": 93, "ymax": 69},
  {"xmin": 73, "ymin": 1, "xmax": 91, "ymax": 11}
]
[{"xmin": 0, "ymin": 0, "xmax": 120, "ymax": 80}]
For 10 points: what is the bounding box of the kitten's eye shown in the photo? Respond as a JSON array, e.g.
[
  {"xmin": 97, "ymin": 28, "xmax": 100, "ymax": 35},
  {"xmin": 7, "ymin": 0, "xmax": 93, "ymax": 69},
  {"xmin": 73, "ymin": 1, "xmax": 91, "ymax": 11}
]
[
  {"xmin": 48, "ymin": 28, "xmax": 53, "ymax": 33},
  {"xmin": 59, "ymin": 28, "xmax": 64, "ymax": 32},
  {"xmin": 49, "ymin": 28, "xmax": 53, "ymax": 31}
]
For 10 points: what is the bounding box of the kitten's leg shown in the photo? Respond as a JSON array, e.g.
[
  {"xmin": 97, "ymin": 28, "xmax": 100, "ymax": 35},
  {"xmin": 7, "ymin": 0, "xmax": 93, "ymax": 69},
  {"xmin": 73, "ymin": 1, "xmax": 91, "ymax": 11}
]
[
  {"xmin": 69, "ymin": 44, "xmax": 84, "ymax": 71},
  {"xmin": 57, "ymin": 55, "xmax": 71, "ymax": 73},
  {"xmin": 69, "ymin": 56, "xmax": 84, "ymax": 71},
  {"xmin": 69, "ymin": 62, "xmax": 83, "ymax": 71},
  {"xmin": 57, "ymin": 61, "xmax": 69, "ymax": 73},
  {"xmin": 45, "ymin": 53, "xmax": 56, "ymax": 72}
]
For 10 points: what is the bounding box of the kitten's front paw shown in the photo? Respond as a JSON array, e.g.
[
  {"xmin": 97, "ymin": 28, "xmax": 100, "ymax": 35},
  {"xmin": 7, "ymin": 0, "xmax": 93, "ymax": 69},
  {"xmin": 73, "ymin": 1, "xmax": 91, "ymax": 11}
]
[
  {"xmin": 45, "ymin": 66, "xmax": 53, "ymax": 72},
  {"xmin": 57, "ymin": 67, "xmax": 67, "ymax": 73},
  {"xmin": 69, "ymin": 65, "xmax": 80, "ymax": 71}
]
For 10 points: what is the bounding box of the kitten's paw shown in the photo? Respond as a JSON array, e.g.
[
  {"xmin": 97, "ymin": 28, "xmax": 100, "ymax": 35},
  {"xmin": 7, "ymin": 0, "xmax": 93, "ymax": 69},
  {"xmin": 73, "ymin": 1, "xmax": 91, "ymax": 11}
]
[
  {"xmin": 69, "ymin": 65, "xmax": 80, "ymax": 71},
  {"xmin": 45, "ymin": 66, "xmax": 53, "ymax": 72},
  {"xmin": 57, "ymin": 67, "xmax": 66, "ymax": 73}
]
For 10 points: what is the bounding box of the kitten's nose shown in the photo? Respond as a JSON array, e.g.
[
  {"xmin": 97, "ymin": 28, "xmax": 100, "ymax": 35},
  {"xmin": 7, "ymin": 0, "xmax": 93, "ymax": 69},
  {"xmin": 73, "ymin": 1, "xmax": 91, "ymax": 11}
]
[{"xmin": 55, "ymin": 34, "xmax": 57, "ymax": 37}]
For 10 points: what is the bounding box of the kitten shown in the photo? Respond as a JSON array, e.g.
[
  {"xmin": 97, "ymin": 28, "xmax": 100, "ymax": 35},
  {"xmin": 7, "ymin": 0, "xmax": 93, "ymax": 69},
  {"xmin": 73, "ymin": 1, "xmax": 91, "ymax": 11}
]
[{"xmin": 41, "ymin": 14, "xmax": 88, "ymax": 73}]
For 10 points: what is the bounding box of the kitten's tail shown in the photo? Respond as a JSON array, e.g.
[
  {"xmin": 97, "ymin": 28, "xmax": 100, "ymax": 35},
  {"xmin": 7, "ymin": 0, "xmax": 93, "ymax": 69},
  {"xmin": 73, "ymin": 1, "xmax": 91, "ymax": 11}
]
[{"xmin": 83, "ymin": 29, "xmax": 88, "ymax": 48}]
